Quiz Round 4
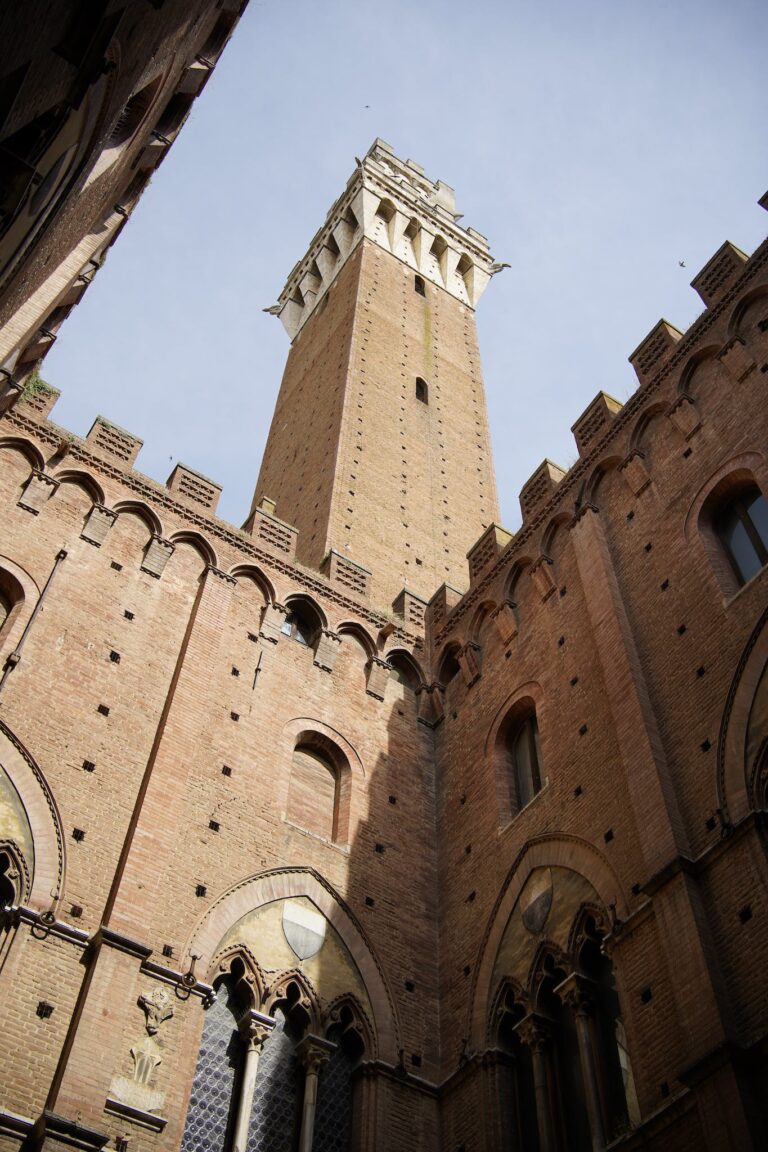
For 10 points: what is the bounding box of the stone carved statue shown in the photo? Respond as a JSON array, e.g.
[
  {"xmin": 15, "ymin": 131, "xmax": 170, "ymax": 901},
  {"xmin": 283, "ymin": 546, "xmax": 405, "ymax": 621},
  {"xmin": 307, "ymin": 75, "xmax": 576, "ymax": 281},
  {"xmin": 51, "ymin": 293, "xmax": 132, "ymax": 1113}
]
[{"xmin": 138, "ymin": 986, "xmax": 174, "ymax": 1035}]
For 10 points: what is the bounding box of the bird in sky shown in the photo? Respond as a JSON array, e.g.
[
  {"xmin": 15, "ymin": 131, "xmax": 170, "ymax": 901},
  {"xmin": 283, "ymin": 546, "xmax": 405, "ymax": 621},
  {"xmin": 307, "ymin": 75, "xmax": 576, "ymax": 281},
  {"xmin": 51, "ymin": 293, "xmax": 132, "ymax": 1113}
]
[{"xmin": 678, "ymin": 260, "xmax": 686, "ymax": 268}]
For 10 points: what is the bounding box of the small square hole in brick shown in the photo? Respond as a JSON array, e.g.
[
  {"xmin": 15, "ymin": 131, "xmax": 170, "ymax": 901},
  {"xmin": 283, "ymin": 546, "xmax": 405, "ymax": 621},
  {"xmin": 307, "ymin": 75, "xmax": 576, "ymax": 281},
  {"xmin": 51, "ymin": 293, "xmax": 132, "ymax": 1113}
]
[
  {"xmin": 70, "ymin": 905, "xmax": 83, "ymax": 919},
  {"xmin": 248, "ymin": 632, "xmax": 258, "ymax": 642},
  {"xmin": 604, "ymin": 828, "xmax": 614, "ymax": 844},
  {"xmin": 411, "ymin": 1054, "xmax": 422, "ymax": 1068},
  {"xmin": 738, "ymin": 905, "xmax": 753, "ymax": 924},
  {"xmin": 660, "ymin": 1081, "xmax": 670, "ymax": 1098},
  {"xmin": 97, "ymin": 704, "xmax": 109, "ymax": 716},
  {"xmin": 124, "ymin": 610, "xmax": 134, "ymax": 621},
  {"xmin": 570, "ymin": 676, "xmax": 579, "ymax": 687},
  {"xmin": 631, "ymin": 882, "xmax": 641, "ymax": 896},
  {"xmin": 209, "ymin": 820, "xmax": 220, "ymax": 832},
  {"xmin": 644, "ymin": 542, "xmax": 653, "ymax": 553},
  {"xmin": 683, "ymin": 447, "xmax": 693, "ymax": 459},
  {"xmin": 696, "ymin": 666, "xmax": 706, "ymax": 678},
  {"xmin": 640, "ymin": 986, "xmax": 652, "ymax": 1004},
  {"xmin": 231, "ymin": 666, "xmax": 240, "ymax": 677},
  {"xmin": 230, "ymin": 711, "xmax": 240, "ymax": 722},
  {"xmin": 388, "ymin": 795, "xmax": 397, "ymax": 805},
  {"xmin": 464, "ymin": 844, "xmax": 472, "ymax": 855},
  {"xmin": 162, "ymin": 944, "xmax": 174, "ymax": 958},
  {"xmin": 579, "ymin": 723, "xmax": 588, "ymax": 736},
  {"xmin": 626, "ymin": 510, "xmax": 635, "ymax": 521},
  {"xmin": 374, "ymin": 843, "xmax": 385, "ymax": 854},
  {"xmin": 405, "ymin": 980, "xmax": 415, "ymax": 992},
  {"xmin": 36, "ymin": 1001, "xmax": 54, "ymax": 1019},
  {"xmin": 559, "ymin": 586, "xmax": 567, "ymax": 597},
  {"xmin": 72, "ymin": 828, "xmax": 85, "ymax": 842},
  {"xmin": 82, "ymin": 759, "xmax": 95, "ymax": 773},
  {"xmin": 195, "ymin": 884, "xmax": 207, "ymax": 898},
  {"xmin": 109, "ymin": 650, "xmax": 121, "ymax": 663},
  {"xmin": 705, "ymin": 815, "xmax": 717, "ymax": 831},
  {"xmin": 110, "ymin": 561, "xmax": 123, "ymax": 572},
  {"xmin": 365, "ymin": 896, "xmax": 375, "ymax": 907},
  {"xmin": 701, "ymin": 739, "xmax": 711, "ymax": 752},
  {"xmin": 467, "ymin": 890, "xmax": 476, "ymax": 903},
  {"xmin": 660, "ymin": 580, "xmax": 669, "ymax": 591},
  {"xmin": 459, "ymin": 794, "xmax": 466, "ymax": 806},
  {"xmin": 505, "ymin": 650, "xmax": 512, "ymax": 660},
  {"xmin": 558, "ymin": 636, "xmax": 565, "ymax": 647},
  {"xmin": 222, "ymin": 765, "xmax": 232, "ymax": 777},
  {"xmin": 574, "ymin": 785, "xmax": 583, "ymax": 797},
  {"xmin": 463, "ymin": 965, "xmax": 471, "ymax": 977},
  {"xmin": 677, "ymin": 624, "xmax": 687, "ymax": 636}
]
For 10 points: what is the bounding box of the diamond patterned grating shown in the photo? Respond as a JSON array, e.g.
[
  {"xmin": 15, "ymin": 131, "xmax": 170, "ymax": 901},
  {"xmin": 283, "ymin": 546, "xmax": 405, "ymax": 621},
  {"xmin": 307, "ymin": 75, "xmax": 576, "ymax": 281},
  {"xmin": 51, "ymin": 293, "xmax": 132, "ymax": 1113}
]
[
  {"xmin": 181, "ymin": 978, "xmax": 241, "ymax": 1152},
  {"xmin": 247, "ymin": 1009, "xmax": 301, "ymax": 1152}
]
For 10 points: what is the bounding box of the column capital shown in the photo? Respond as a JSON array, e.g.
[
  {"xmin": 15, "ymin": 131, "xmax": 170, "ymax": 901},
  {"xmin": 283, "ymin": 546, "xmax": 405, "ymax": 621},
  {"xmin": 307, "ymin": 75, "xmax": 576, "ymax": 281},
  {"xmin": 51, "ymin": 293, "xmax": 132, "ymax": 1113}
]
[
  {"xmin": 554, "ymin": 971, "xmax": 598, "ymax": 1017},
  {"xmin": 296, "ymin": 1033, "xmax": 336, "ymax": 1072},
  {"xmin": 238, "ymin": 1008, "xmax": 275, "ymax": 1051},
  {"xmin": 514, "ymin": 1011, "xmax": 553, "ymax": 1051}
]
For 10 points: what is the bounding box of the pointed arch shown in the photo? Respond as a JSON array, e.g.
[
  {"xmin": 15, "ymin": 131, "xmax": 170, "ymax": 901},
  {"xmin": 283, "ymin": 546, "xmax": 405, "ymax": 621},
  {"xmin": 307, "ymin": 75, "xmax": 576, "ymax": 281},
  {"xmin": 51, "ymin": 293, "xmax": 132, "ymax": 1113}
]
[
  {"xmin": 728, "ymin": 284, "xmax": 768, "ymax": 338},
  {"xmin": 0, "ymin": 436, "xmax": 45, "ymax": 472},
  {"xmin": 677, "ymin": 344, "xmax": 721, "ymax": 396},
  {"xmin": 628, "ymin": 401, "xmax": 669, "ymax": 454},
  {"xmin": 228, "ymin": 563, "xmax": 275, "ymax": 605},
  {"xmin": 468, "ymin": 599, "xmax": 498, "ymax": 644},
  {"xmin": 169, "ymin": 529, "xmax": 217, "ymax": 568},
  {"xmin": 336, "ymin": 620, "xmax": 376, "ymax": 659},
  {"xmin": 283, "ymin": 592, "xmax": 328, "ymax": 633},
  {"xmin": 185, "ymin": 867, "xmax": 397, "ymax": 1062},
  {"xmin": 0, "ymin": 720, "xmax": 65, "ymax": 909},
  {"xmin": 51, "ymin": 468, "xmax": 105, "ymax": 506},
  {"xmin": 112, "ymin": 499, "xmax": 163, "ymax": 538},
  {"xmin": 469, "ymin": 834, "xmax": 628, "ymax": 1048},
  {"xmin": 384, "ymin": 647, "xmax": 424, "ymax": 689},
  {"xmin": 504, "ymin": 556, "xmax": 533, "ymax": 600},
  {"xmin": 583, "ymin": 455, "xmax": 623, "ymax": 507},
  {"xmin": 717, "ymin": 606, "xmax": 768, "ymax": 825}
]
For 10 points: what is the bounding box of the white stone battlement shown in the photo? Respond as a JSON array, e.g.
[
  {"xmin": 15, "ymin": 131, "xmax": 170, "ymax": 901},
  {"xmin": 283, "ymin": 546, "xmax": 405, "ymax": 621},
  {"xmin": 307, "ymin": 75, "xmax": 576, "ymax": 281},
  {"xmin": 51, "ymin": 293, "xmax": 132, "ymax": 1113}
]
[{"xmin": 275, "ymin": 138, "xmax": 497, "ymax": 339}]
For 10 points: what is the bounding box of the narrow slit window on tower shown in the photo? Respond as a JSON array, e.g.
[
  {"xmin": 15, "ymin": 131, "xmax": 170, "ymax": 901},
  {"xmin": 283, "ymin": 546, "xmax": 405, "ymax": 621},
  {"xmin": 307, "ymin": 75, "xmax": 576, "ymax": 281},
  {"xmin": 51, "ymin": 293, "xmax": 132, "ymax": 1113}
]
[
  {"xmin": 415, "ymin": 377, "xmax": 428, "ymax": 404},
  {"xmin": 414, "ymin": 274, "xmax": 426, "ymax": 296}
]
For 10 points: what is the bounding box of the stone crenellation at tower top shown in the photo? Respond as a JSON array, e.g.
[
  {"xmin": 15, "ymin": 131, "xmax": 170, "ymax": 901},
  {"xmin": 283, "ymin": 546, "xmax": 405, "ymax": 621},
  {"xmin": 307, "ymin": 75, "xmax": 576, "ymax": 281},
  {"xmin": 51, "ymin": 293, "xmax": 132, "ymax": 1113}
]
[{"xmin": 273, "ymin": 138, "xmax": 497, "ymax": 339}]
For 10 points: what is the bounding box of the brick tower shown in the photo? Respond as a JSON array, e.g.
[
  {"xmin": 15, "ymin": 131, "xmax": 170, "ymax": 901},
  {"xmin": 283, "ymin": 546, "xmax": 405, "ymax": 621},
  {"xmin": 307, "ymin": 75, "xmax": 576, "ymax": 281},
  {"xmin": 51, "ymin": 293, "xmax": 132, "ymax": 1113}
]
[{"xmin": 251, "ymin": 138, "xmax": 500, "ymax": 610}]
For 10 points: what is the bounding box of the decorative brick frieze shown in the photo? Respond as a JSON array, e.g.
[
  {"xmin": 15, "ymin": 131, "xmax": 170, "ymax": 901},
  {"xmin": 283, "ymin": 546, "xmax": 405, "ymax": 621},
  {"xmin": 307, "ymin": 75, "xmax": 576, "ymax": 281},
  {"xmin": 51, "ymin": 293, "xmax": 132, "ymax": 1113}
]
[
  {"xmin": 629, "ymin": 319, "xmax": 684, "ymax": 385},
  {"xmin": 18, "ymin": 469, "xmax": 58, "ymax": 514},
  {"xmin": 467, "ymin": 524, "xmax": 513, "ymax": 584},
  {"xmin": 427, "ymin": 584, "xmax": 464, "ymax": 633},
  {"xmin": 519, "ymin": 460, "xmax": 567, "ymax": 523},
  {"xmin": 86, "ymin": 417, "xmax": 142, "ymax": 466},
  {"xmin": 140, "ymin": 535, "xmax": 174, "ymax": 578},
  {"xmin": 393, "ymin": 588, "xmax": 427, "ymax": 629},
  {"xmin": 619, "ymin": 451, "xmax": 652, "ymax": 497},
  {"xmin": 242, "ymin": 504, "xmax": 299, "ymax": 560},
  {"xmin": 18, "ymin": 383, "xmax": 60, "ymax": 419},
  {"xmin": 491, "ymin": 599, "xmax": 518, "ymax": 643},
  {"xmin": 365, "ymin": 656, "xmax": 391, "ymax": 700},
  {"xmin": 718, "ymin": 337, "xmax": 755, "ymax": 382},
  {"xmin": 322, "ymin": 548, "xmax": 371, "ymax": 598},
  {"xmin": 530, "ymin": 556, "xmax": 557, "ymax": 601},
  {"xmin": 571, "ymin": 392, "xmax": 623, "ymax": 455},
  {"xmin": 691, "ymin": 241, "xmax": 748, "ymax": 308},
  {"xmin": 667, "ymin": 395, "xmax": 701, "ymax": 440},
  {"xmin": 80, "ymin": 504, "xmax": 117, "ymax": 547},
  {"xmin": 313, "ymin": 629, "xmax": 342, "ymax": 673},
  {"xmin": 166, "ymin": 463, "xmax": 222, "ymax": 513}
]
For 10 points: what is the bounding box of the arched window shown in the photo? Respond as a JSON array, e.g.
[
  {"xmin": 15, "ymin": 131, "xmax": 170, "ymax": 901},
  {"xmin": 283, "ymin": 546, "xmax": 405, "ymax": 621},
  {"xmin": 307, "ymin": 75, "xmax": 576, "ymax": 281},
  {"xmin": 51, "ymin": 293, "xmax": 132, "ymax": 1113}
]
[
  {"xmin": 510, "ymin": 714, "xmax": 542, "ymax": 809},
  {"xmin": 415, "ymin": 377, "xmax": 428, "ymax": 404},
  {"xmin": 0, "ymin": 851, "xmax": 18, "ymax": 908},
  {"xmin": 281, "ymin": 602, "xmax": 320, "ymax": 647},
  {"xmin": 437, "ymin": 645, "xmax": 461, "ymax": 686},
  {"xmin": 714, "ymin": 483, "xmax": 768, "ymax": 586},
  {"xmin": 414, "ymin": 274, "xmax": 426, "ymax": 296},
  {"xmin": 0, "ymin": 567, "xmax": 24, "ymax": 637},
  {"xmin": 287, "ymin": 744, "xmax": 339, "ymax": 841},
  {"xmin": 387, "ymin": 651, "xmax": 421, "ymax": 691}
]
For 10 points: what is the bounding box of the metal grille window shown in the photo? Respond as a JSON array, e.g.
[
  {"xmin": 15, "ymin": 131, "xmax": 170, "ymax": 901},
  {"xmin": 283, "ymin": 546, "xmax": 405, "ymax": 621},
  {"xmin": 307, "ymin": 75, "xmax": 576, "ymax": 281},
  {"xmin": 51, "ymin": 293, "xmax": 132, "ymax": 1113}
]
[
  {"xmin": 313, "ymin": 1031, "xmax": 354, "ymax": 1152},
  {"xmin": 247, "ymin": 1009, "xmax": 301, "ymax": 1152},
  {"xmin": 181, "ymin": 978, "xmax": 241, "ymax": 1152},
  {"xmin": 715, "ymin": 486, "xmax": 768, "ymax": 585}
]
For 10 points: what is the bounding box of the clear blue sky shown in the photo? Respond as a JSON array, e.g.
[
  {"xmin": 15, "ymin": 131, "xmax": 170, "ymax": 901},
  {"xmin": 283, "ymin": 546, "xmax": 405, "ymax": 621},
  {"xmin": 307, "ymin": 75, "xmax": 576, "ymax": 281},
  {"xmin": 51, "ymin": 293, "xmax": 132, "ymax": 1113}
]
[{"xmin": 45, "ymin": 0, "xmax": 767, "ymax": 543}]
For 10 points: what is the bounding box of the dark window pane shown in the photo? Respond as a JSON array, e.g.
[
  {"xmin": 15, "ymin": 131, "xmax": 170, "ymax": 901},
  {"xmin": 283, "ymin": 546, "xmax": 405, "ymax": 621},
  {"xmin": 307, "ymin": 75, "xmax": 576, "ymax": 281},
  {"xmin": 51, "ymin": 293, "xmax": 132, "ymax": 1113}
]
[
  {"xmin": 745, "ymin": 492, "xmax": 768, "ymax": 552},
  {"xmin": 722, "ymin": 513, "xmax": 761, "ymax": 584}
]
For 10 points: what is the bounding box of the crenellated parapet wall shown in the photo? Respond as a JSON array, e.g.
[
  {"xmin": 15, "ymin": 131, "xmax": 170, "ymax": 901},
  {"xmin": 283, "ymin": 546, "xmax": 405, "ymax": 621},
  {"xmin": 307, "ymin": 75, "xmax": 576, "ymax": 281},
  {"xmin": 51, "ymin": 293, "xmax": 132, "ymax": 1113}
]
[
  {"xmin": 272, "ymin": 138, "xmax": 497, "ymax": 340},
  {"xmin": 430, "ymin": 209, "xmax": 768, "ymax": 660}
]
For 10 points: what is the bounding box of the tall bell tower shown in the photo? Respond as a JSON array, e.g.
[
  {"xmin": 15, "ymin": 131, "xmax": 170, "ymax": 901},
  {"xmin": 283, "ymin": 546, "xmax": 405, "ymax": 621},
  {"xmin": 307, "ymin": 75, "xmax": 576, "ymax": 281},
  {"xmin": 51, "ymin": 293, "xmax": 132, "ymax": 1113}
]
[{"xmin": 252, "ymin": 138, "xmax": 500, "ymax": 610}]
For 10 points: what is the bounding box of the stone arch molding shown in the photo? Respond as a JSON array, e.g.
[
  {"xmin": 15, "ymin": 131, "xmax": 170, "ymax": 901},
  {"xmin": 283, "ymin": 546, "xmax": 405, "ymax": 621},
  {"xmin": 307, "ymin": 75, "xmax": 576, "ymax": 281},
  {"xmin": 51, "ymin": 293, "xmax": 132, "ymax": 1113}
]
[
  {"xmin": 469, "ymin": 834, "xmax": 628, "ymax": 1049},
  {"xmin": 282, "ymin": 717, "xmax": 366, "ymax": 779},
  {"xmin": 185, "ymin": 867, "xmax": 398, "ymax": 1062},
  {"xmin": 718, "ymin": 606, "xmax": 768, "ymax": 824},
  {"xmin": 0, "ymin": 720, "xmax": 65, "ymax": 909}
]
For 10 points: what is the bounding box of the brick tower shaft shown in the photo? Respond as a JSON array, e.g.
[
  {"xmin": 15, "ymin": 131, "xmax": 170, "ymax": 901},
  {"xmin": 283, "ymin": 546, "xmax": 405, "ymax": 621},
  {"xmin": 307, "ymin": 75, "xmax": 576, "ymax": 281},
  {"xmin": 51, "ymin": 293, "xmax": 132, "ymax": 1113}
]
[{"xmin": 252, "ymin": 139, "xmax": 500, "ymax": 610}]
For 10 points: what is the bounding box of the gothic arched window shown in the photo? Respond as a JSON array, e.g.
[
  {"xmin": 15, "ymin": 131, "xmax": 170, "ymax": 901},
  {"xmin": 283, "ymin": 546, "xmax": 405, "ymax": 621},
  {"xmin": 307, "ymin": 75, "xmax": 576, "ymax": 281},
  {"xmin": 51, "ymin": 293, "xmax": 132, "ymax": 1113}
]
[
  {"xmin": 714, "ymin": 484, "xmax": 768, "ymax": 586},
  {"xmin": 510, "ymin": 714, "xmax": 542, "ymax": 810},
  {"xmin": 286, "ymin": 744, "xmax": 339, "ymax": 841}
]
